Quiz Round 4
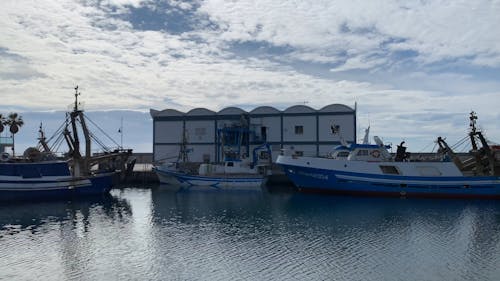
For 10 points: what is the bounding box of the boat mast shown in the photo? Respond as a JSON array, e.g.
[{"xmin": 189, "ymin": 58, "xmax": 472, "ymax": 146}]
[
  {"xmin": 468, "ymin": 111, "xmax": 496, "ymax": 175},
  {"xmin": 439, "ymin": 112, "xmax": 498, "ymax": 176},
  {"xmin": 436, "ymin": 136, "xmax": 464, "ymax": 170},
  {"xmin": 69, "ymin": 86, "xmax": 92, "ymax": 176},
  {"xmin": 38, "ymin": 123, "xmax": 51, "ymax": 153},
  {"xmin": 178, "ymin": 127, "xmax": 189, "ymax": 163},
  {"xmin": 469, "ymin": 111, "xmax": 479, "ymax": 151},
  {"xmin": 362, "ymin": 126, "xmax": 370, "ymax": 144}
]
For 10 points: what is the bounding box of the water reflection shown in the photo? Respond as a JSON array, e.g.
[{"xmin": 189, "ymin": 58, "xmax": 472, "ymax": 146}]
[
  {"xmin": 148, "ymin": 189, "xmax": 500, "ymax": 281},
  {"xmin": 0, "ymin": 194, "xmax": 133, "ymax": 281},
  {"xmin": 1, "ymin": 187, "xmax": 500, "ymax": 281},
  {"xmin": 0, "ymin": 194, "xmax": 132, "ymax": 235}
]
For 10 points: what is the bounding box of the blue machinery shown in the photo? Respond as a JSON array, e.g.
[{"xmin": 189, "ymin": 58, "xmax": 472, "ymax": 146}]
[{"xmin": 216, "ymin": 126, "xmax": 271, "ymax": 167}]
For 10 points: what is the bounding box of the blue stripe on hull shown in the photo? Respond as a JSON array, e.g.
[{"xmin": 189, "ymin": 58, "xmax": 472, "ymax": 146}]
[
  {"xmin": 0, "ymin": 161, "xmax": 71, "ymax": 177},
  {"xmin": 0, "ymin": 174, "xmax": 113, "ymax": 201},
  {"xmin": 154, "ymin": 168, "xmax": 263, "ymax": 189},
  {"xmin": 281, "ymin": 164, "xmax": 500, "ymax": 199}
]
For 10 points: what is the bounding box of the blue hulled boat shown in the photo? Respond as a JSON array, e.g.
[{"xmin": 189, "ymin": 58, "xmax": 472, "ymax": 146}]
[
  {"xmin": 0, "ymin": 86, "xmax": 132, "ymax": 201},
  {"xmin": 277, "ymin": 112, "xmax": 500, "ymax": 199},
  {"xmin": 0, "ymin": 161, "xmax": 113, "ymax": 201}
]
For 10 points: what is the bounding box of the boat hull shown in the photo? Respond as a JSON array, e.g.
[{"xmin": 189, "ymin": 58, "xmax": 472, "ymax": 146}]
[
  {"xmin": 154, "ymin": 167, "xmax": 264, "ymax": 190},
  {"xmin": 0, "ymin": 173, "xmax": 114, "ymax": 201},
  {"xmin": 278, "ymin": 156, "xmax": 500, "ymax": 199}
]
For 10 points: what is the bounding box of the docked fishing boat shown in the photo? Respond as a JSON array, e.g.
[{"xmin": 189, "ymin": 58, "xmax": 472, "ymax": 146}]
[
  {"xmin": 154, "ymin": 157, "xmax": 269, "ymax": 190},
  {"xmin": 154, "ymin": 126, "xmax": 272, "ymax": 190},
  {"xmin": 277, "ymin": 112, "xmax": 500, "ymax": 199},
  {"xmin": 0, "ymin": 86, "xmax": 133, "ymax": 201},
  {"xmin": 0, "ymin": 161, "xmax": 115, "ymax": 201}
]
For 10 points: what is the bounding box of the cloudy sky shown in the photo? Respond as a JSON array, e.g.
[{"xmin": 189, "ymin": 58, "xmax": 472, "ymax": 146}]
[{"xmin": 1, "ymin": 0, "xmax": 500, "ymax": 153}]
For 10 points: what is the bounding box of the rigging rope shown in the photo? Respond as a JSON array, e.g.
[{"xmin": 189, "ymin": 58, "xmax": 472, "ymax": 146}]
[
  {"xmin": 38, "ymin": 111, "xmax": 125, "ymax": 155},
  {"xmin": 83, "ymin": 113, "xmax": 121, "ymax": 148},
  {"xmin": 417, "ymin": 141, "xmax": 435, "ymax": 153},
  {"xmin": 450, "ymin": 136, "xmax": 469, "ymax": 151}
]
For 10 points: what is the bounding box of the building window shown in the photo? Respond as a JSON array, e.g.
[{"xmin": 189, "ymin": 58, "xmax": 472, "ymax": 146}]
[
  {"xmin": 195, "ymin": 128, "xmax": 206, "ymax": 136},
  {"xmin": 294, "ymin": 125, "xmax": 304, "ymax": 135},
  {"xmin": 261, "ymin": 126, "xmax": 267, "ymax": 141},
  {"xmin": 203, "ymin": 154, "xmax": 210, "ymax": 163}
]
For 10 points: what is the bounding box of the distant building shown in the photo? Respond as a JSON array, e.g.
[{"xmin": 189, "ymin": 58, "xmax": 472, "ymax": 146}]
[{"xmin": 150, "ymin": 104, "xmax": 356, "ymax": 163}]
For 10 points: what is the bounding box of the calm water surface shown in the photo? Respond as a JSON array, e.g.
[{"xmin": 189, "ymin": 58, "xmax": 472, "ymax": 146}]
[{"xmin": 1, "ymin": 185, "xmax": 500, "ymax": 281}]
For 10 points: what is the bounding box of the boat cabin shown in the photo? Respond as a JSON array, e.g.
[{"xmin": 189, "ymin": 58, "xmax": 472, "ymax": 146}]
[
  {"xmin": 327, "ymin": 145, "xmax": 350, "ymax": 159},
  {"xmin": 346, "ymin": 144, "xmax": 388, "ymax": 161},
  {"xmin": 198, "ymin": 159, "xmax": 259, "ymax": 175}
]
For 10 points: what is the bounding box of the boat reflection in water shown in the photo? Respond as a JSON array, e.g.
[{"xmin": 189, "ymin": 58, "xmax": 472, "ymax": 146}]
[
  {"xmin": 0, "ymin": 194, "xmax": 132, "ymax": 235},
  {"xmin": 2, "ymin": 187, "xmax": 500, "ymax": 281},
  {"xmin": 0, "ymin": 193, "xmax": 133, "ymax": 280},
  {"xmin": 148, "ymin": 187, "xmax": 500, "ymax": 281}
]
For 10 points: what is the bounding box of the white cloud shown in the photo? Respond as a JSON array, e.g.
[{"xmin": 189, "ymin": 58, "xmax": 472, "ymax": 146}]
[
  {"xmin": 101, "ymin": 0, "xmax": 148, "ymax": 8},
  {"xmin": 198, "ymin": 0, "xmax": 500, "ymax": 69},
  {"xmin": 0, "ymin": 0, "xmax": 499, "ymax": 151}
]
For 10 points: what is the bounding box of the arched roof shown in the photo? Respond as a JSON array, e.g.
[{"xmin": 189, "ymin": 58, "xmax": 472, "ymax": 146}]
[
  {"xmin": 150, "ymin": 108, "xmax": 184, "ymax": 117},
  {"xmin": 217, "ymin": 107, "xmax": 247, "ymax": 115},
  {"xmin": 249, "ymin": 106, "xmax": 280, "ymax": 114},
  {"xmin": 319, "ymin": 104, "xmax": 354, "ymax": 113},
  {"xmin": 283, "ymin": 105, "xmax": 315, "ymax": 114},
  {"xmin": 186, "ymin": 108, "xmax": 216, "ymax": 116},
  {"xmin": 152, "ymin": 103, "xmax": 354, "ymax": 118}
]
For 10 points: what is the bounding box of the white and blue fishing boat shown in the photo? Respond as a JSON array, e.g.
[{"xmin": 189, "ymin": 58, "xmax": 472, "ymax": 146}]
[
  {"xmin": 0, "ymin": 86, "xmax": 132, "ymax": 201},
  {"xmin": 154, "ymin": 125, "xmax": 272, "ymax": 190},
  {"xmin": 277, "ymin": 112, "xmax": 500, "ymax": 199},
  {"xmin": 154, "ymin": 158, "xmax": 267, "ymax": 190}
]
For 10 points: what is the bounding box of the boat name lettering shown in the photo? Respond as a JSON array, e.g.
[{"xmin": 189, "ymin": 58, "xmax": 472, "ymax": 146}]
[{"xmin": 298, "ymin": 171, "xmax": 329, "ymax": 180}]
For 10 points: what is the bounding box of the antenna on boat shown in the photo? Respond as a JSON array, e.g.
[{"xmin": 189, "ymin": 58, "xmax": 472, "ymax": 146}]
[
  {"xmin": 119, "ymin": 116, "xmax": 123, "ymax": 149},
  {"xmin": 38, "ymin": 122, "xmax": 51, "ymax": 153},
  {"xmin": 362, "ymin": 126, "xmax": 370, "ymax": 144},
  {"xmin": 74, "ymin": 86, "xmax": 81, "ymax": 112},
  {"xmin": 469, "ymin": 111, "xmax": 478, "ymax": 134}
]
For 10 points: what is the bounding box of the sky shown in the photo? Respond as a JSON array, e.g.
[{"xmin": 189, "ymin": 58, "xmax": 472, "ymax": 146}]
[{"xmin": 1, "ymin": 0, "xmax": 500, "ymax": 154}]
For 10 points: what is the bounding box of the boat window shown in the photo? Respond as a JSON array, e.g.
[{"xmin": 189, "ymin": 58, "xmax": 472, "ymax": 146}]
[
  {"xmin": 357, "ymin": 150, "xmax": 369, "ymax": 156},
  {"xmin": 380, "ymin": 165, "xmax": 400, "ymax": 175},
  {"xmin": 226, "ymin": 162, "xmax": 234, "ymax": 167},
  {"xmin": 294, "ymin": 151, "xmax": 304, "ymax": 156},
  {"xmin": 338, "ymin": 151, "xmax": 349, "ymax": 157},
  {"xmin": 294, "ymin": 126, "xmax": 304, "ymax": 135}
]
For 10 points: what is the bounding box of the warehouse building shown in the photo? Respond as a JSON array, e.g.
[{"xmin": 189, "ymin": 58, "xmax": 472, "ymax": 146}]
[{"xmin": 150, "ymin": 104, "xmax": 356, "ymax": 163}]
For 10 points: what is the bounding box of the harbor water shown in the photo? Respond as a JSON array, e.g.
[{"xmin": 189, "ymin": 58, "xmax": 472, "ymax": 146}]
[{"xmin": 1, "ymin": 185, "xmax": 500, "ymax": 281}]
